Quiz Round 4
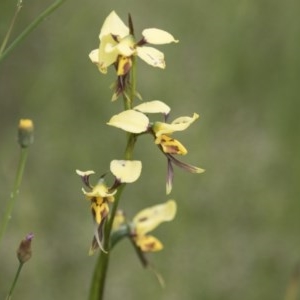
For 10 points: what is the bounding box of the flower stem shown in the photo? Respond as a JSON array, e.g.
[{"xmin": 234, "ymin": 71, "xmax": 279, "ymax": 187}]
[
  {"xmin": 0, "ymin": 0, "xmax": 65, "ymax": 64},
  {"xmin": 0, "ymin": 148, "xmax": 29, "ymax": 246},
  {"xmin": 0, "ymin": 0, "xmax": 23, "ymax": 56},
  {"xmin": 130, "ymin": 56, "xmax": 137, "ymax": 104},
  {"xmin": 88, "ymin": 55, "xmax": 138, "ymax": 300},
  {"xmin": 5, "ymin": 262, "xmax": 24, "ymax": 300}
]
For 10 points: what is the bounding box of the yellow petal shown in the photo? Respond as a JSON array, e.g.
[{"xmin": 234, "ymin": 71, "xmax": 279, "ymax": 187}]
[
  {"xmin": 117, "ymin": 56, "xmax": 132, "ymax": 76},
  {"xmin": 134, "ymin": 100, "xmax": 170, "ymax": 114},
  {"xmin": 136, "ymin": 46, "xmax": 165, "ymax": 68},
  {"xmin": 92, "ymin": 201, "xmax": 110, "ymax": 225},
  {"xmin": 166, "ymin": 177, "xmax": 172, "ymax": 196},
  {"xmin": 89, "ymin": 49, "xmax": 99, "ymax": 64},
  {"xmin": 93, "ymin": 203, "xmax": 102, "ymax": 224},
  {"xmin": 107, "ymin": 110, "xmax": 149, "ymax": 133},
  {"xmin": 135, "ymin": 235, "xmax": 163, "ymax": 252},
  {"xmin": 84, "ymin": 181, "xmax": 116, "ymax": 198},
  {"xmin": 110, "ymin": 160, "xmax": 142, "ymax": 183},
  {"xmin": 89, "ymin": 48, "xmax": 108, "ymax": 73},
  {"xmin": 155, "ymin": 134, "xmax": 188, "ymax": 155},
  {"xmin": 116, "ymin": 35, "xmax": 135, "ymax": 56},
  {"xmin": 133, "ymin": 200, "xmax": 177, "ymax": 235},
  {"xmin": 99, "ymin": 11, "xmax": 129, "ymax": 40},
  {"xmin": 98, "ymin": 36, "xmax": 119, "ymax": 73},
  {"xmin": 171, "ymin": 113, "xmax": 199, "ymax": 127},
  {"xmin": 153, "ymin": 113, "xmax": 199, "ymax": 136},
  {"xmin": 142, "ymin": 28, "xmax": 179, "ymax": 44}
]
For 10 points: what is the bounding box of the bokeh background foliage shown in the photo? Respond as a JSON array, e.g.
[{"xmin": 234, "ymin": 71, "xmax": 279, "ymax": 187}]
[{"xmin": 1, "ymin": 0, "xmax": 300, "ymax": 299}]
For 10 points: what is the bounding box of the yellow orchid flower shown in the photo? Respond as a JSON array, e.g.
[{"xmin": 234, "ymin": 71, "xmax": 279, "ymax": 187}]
[
  {"xmin": 107, "ymin": 101, "xmax": 204, "ymax": 194},
  {"xmin": 111, "ymin": 200, "xmax": 176, "ymax": 252},
  {"xmin": 151, "ymin": 114, "xmax": 198, "ymax": 157},
  {"xmin": 107, "ymin": 100, "xmax": 170, "ymax": 133},
  {"xmin": 110, "ymin": 201, "xmax": 176, "ymax": 286},
  {"xmin": 131, "ymin": 200, "xmax": 177, "ymax": 252},
  {"xmin": 89, "ymin": 10, "xmax": 178, "ymax": 74},
  {"xmin": 76, "ymin": 170, "xmax": 116, "ymax": 253},
  {"xmin": 152, "ymin": 113, "xmax": 199, "ymax": 137},
  {"xmin": 81, "ymin": 181, "xmax": 115, "ymax": 225}
]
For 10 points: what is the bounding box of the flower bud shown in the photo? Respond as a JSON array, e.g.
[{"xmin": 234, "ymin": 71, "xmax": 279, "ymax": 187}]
[
  {"xmin": 18, "ymin": 119, "xmax": 34, "ymax": 148},
  {"xmin": 17, "ymin": 233, "xmax": 34, "ymax": 263}
]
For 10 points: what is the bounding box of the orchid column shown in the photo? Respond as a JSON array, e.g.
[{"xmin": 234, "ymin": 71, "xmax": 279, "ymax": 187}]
[{"xmin": 77, "ymin": 11, "xmax": 204, "ymax": 300}]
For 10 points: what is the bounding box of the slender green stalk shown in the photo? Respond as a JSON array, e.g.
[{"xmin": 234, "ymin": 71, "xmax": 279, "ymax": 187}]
[
  {"xmin": 129, "ymin": 56, "xmax": 137, "ymax": 106},
  {"xmin": 0, "ymin": 0, "xmax": 65, "ymax": 64},
  {"xmin": 0, "ymin": 148, "xmax": 29, "ymax": 245},
  {"xmin": 88, "ymin": 58, "xmax": 138, "ymax": 300},
  {"xmin": 88, "ymin": 250, "xmax": 109, "ymax": 300},
  {"xmin": 0, "ymin": 0, "xmax": 23, "ymax": 56},
  {"xmin": 5, "ymin": 262, "xmax": 24, "ymax": 300}
]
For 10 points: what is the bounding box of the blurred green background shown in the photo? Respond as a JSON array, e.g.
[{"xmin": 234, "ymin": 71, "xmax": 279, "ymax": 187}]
[{"xmin": 1, "ymin": 0, "xmax": 300, "ymax": 299}]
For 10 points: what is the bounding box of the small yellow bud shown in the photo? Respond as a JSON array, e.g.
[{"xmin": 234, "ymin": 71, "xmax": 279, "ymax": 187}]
[
  {"xmin": 17, "ymin": 233, "xmax": 34, "ymax": 264},
  {"xmin": 18, "ymin": 119, "xmax": 34, "ymax": 148}
]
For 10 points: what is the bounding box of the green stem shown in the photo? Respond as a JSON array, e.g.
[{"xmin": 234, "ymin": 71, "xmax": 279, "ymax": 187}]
[
  {"xmin": 0, "ymin": 0, "xmax": 65, "ymax": 64},
  {"xmin": 125, "ymin": 134, "xmax": 137, "ymax": 160},
  {"xmin": 130, "ymin": 56, "xmax": 137, "ymax": 105},
  {"xmin": 88, "ymin": 56, "xmax": 138, "ymax": 300},
  {"xmin": 6, "ymin": 262, "xmax": 24, "ymax": 300},
  {"xmin": 0, "ymin": 0, "xmax": 23, "ymax": 56},
  {"xmin": 0, "ymin": 148, "xmax": 29, "ymax": 245},
  {"xmin": 88, "ymin": 247, "xmax": 109, "ymax": 300}
]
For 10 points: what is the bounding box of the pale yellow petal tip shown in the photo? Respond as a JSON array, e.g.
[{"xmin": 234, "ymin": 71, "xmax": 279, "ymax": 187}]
[
  {"xmin": 110, "ymin": 160, "xmax": 142, "ymax": 183},
  {"xmin": 76, "ymin": 170, "xmax": 95, "ymax": 176},
  {"xmin": 89, "ymin": 49, "xmax": 99, "ymax": 63},
  {"xmin": 99, "ymin": 66, "xmax": 108, "ymax": 74},
  {"xmin": 166, "ymin": 184, "xmax": 172, "ymax": 195},
  {"xmin": 196, "ymin": 167, "xmax": 205, "ymax": 174},
  {"xmin": 99, "ymin": 10, "xmax": 129, "ymax": 39},
  {"xmin": 164, "ymin": 200, "xmax": 177, "ymax": 221},
  {"xmin": 88, "ymin": 247, "xmax": 96, "ymax": 256}
]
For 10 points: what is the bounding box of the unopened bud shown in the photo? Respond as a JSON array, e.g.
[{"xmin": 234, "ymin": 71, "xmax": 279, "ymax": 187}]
[
  {"xmin": 17, "ymin": 233, "xmax": 34, "ymax": 263},
  {"xmin": 18, "ymin": 119, "xmax": 34, "ymax": 148}
]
